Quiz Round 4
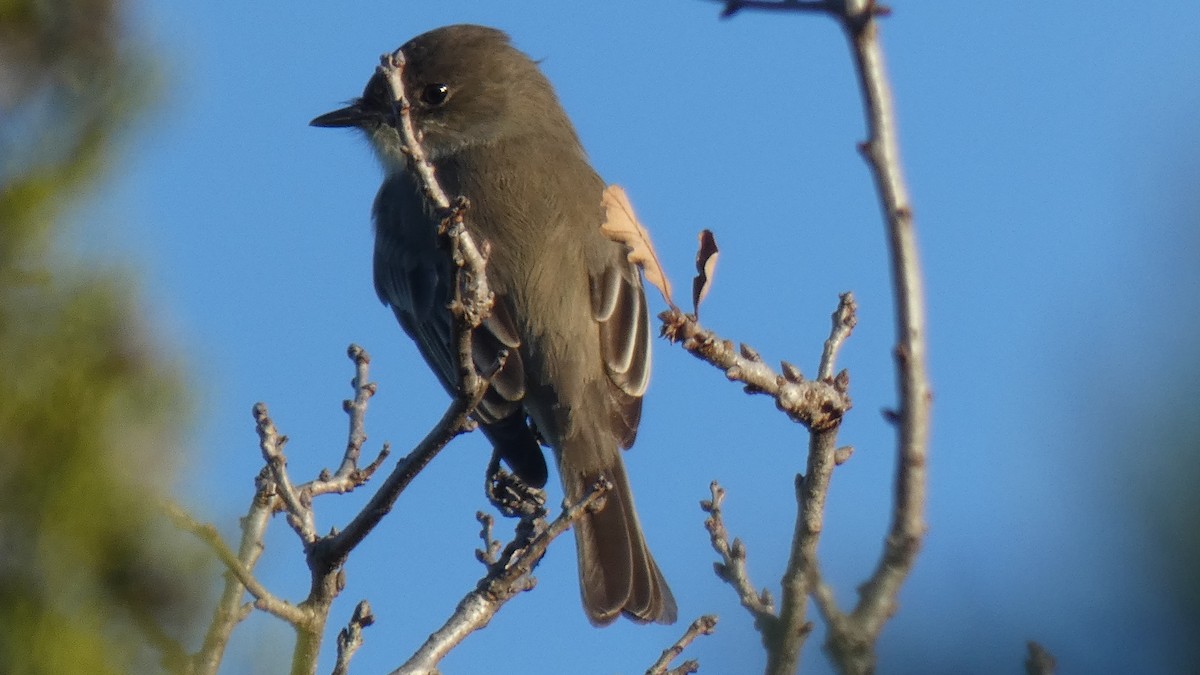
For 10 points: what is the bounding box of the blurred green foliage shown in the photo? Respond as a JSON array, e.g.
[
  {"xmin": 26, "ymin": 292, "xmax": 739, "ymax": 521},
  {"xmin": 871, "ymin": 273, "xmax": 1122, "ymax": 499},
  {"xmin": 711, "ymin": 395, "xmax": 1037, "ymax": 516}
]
[{"xmin": 0, "ymin": 0, "xmax": 209, "ymax": 672}]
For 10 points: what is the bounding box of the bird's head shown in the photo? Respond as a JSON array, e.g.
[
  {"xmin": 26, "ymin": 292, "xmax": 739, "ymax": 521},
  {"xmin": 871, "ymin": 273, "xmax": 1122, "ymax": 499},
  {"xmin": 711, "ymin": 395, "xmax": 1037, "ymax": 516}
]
[{"xmin": 311, "ymin": 24, "xmax": 566, "ymax": 170}]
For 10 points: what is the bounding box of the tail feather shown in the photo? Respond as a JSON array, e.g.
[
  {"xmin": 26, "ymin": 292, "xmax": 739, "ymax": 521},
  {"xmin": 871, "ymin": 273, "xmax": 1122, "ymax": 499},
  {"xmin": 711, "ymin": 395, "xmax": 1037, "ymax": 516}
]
[{"xmin": 565, "ymin": 456, "xmax": 677, "ymax": 625}]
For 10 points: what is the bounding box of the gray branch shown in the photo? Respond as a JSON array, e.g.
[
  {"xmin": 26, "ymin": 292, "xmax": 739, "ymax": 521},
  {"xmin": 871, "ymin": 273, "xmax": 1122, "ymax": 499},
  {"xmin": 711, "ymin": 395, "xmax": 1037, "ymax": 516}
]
[
  {"xmin": 645, "ymin": 614, "xmax": 719, "ymax": 675},
  {"xmin": 679, "ymin": 1, "xmax": 930, "ymax": 673},
  {"xmin": 390, "ymin": 481, "xmax": 610, "ymax": 675}
]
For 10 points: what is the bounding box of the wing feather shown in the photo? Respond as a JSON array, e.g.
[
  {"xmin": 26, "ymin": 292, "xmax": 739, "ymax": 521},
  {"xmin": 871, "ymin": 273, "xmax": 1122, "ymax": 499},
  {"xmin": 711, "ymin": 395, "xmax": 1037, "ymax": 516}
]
[
  {"xmin": 590, "ymin": 259, "xmax": 651, "ymax": 449},
  {"xmin": 372, "ymin": 173, "xmax": 528, "ymax": 425}
]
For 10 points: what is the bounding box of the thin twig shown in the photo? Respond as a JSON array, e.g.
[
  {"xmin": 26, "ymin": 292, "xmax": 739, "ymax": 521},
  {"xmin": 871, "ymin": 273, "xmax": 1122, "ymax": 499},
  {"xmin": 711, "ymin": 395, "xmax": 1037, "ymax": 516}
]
[
  {"xmin": 660, "ymin": 309, "xmax": 852, "ymax": 432},
  {"xmin": 673, "ymin": 296, "xmax": 856, "ymax": 673},
  {"xmin": 690, "ymin": 2, "xmax": 929, "ymax": 673},
  {"xmin": 287, "ymin": 50, "xmax": 501, "ymax": 675},
  {"xmin": 166, "ymin": 501, "xmax": 307, "ymax": 626},
  {"xmin": 307, "ymin": 45, "xmax": 498, "ymax": 572},
  {"xmin": 312, "ymin": 390, "xmax": 485, "ymax": 571},
  {"xmin": 828, "ymin": 3, "xmax": 931, "ymax": 671},
  {"xmin": 332, "ymin": 601, "xmax": 376, "ymax": 675},
  {"xmin": 302, "ymin": 345, "xmax": 391, "ymax": 499},
  {"xmin": 254, "ymin": 403, "xmax": 318, "ymax": 544},
  {"xmin": 189, "ymin": 483, "xmax": 273, "ymax": 675},
  {"xmin": 377, "ymin": 51, "xmax": 451, "ymax": 211},
  {"xmin": 179, "ymin": 48, "xmax": 501, "ymax": 670},
  {"xmin": 701, "ymin": 482, "xmax": 775, "ymax": 625},
  {"xmin": 375, "ymin": 48, "xmax": 494, "ymax": 332},
  {"xmin": 645, "ymin": 615, "xmax": 719, "ymax": 675},
  {"xmin": 819, "ymin": 292, "xmax": 858, "ymax": 381},
  {"xmin": 340, "ymin": 344, "xmax": 374, "ymax": 471},
  {"xmin": 768, "ymin": 292, "xmax": 861, "ymax": 671},
  {"xmin": 474, "ymin": 511, "xmax": 502, "ymax": 567},
  {"xmin": 768, "ymin": 428, "xmax": 835, "ymax": 671},
  {"xmin": 391, "ymin": 481, "xmax": 610, "ymax": 675}
]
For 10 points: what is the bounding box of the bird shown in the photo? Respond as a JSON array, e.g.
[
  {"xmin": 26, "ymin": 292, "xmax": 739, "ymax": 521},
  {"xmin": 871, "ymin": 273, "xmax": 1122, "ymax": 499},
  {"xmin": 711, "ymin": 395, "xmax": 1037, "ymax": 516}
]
[{"xmin": 310, "ymin": 24, "xmax": 676, "ymax": 626}]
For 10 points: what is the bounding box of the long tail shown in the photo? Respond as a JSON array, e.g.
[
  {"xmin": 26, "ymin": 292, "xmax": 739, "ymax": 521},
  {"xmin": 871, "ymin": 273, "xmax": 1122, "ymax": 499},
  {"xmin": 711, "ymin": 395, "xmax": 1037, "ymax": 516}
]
[{"xmin": 561, "ymin": 449, "xmax": 676, "ymax": 626}]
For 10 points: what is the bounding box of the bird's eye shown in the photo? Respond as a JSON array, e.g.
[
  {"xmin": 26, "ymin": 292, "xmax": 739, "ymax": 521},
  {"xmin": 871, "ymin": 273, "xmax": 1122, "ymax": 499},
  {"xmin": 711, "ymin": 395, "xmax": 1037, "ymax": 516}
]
[{"xmin": 420, "ymin": 83, "xmax": 449, "ymax": 106}]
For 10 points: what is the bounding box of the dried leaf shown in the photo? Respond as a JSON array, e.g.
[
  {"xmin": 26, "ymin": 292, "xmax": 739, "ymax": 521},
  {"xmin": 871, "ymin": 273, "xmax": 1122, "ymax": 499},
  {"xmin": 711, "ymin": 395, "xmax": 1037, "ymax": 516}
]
[
  {"xmin": 692, "ymin": 229, "xmax": 719, "ymax": 316},
  {"xmin": 601, "ymin": 185, "xmax": 674, "ymax": 308}
]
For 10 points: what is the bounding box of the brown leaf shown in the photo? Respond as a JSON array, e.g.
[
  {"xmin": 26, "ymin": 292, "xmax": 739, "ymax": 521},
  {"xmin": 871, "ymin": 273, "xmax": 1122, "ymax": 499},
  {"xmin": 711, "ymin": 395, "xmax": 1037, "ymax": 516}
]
[
  {"xmin": 600, "ymin": 185, "xmax": 674, "ymax": 308},
  {"xmin": 692, "ymin": 229, "xmax": 719, "ymax": 317}
]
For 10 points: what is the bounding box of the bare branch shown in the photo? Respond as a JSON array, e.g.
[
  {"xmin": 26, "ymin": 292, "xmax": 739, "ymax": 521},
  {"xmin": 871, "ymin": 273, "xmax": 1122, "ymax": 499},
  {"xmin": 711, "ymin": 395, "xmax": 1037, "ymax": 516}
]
[
  {"xmin": 660, "ymin": 308, "xmax": 852, "ymax": 432},
  {"xmin": 829, "ymin": 5, "xmax": 931, "ymax": 671},
  {"xmin": 375, "ymin": 49, "xmax": 495, "ymax": 343},
  {"xmin": 391, "ymin": 481, "xmax": 610, "ymax": 675},
  {"xmin": 769, "ymin": 429, "xmax": 837, "ymax": 672},
  {"xmin": 645, "ymin": 614, "xmax": 719, "ymax": 675},
  {"xmin": 254, "ymin": 402, "xmax": 318, "ymax": 545},
  {"xmin": 341, "ymin": 344, "xmax": 374, "ymax": 469},
  {"xmin": 165, "ymin": 501, "xmax": 307, "ymax": 626},
  {"xmin": 274, "ymin": 48, "xmax": 503, "ymax": 675},
  {"xmin": 751, "ymin": 289, "xmax": 858, "ymax": 670},
  {"xmin": 377, "ymin": 52, "xmax": 448, "ymax": 211},
  {"xmin": 676, "ymin": 286, "xmax": 858, "ymax": 674},
  {"xmin": 251, "ymin": 350, "xmax": 392, "ymax": 675},
  {"xmin": 310, "ymin": 386, "xmax": 484, "ymax": 578},
  {"xmin": 332, "ymin": 601, "xmax": 376, "ymax": 675},
  {"xmin": 188, "ymin": 483, "xmax": 273, "ymax": 675},
  {"xmin": 685, "ymin": 3, "xmax": 931, "ymax": 674},
  {"xmin": 474, "ymin": 511, "xmax": 502, "ymax": 567},
  {"xmin": 701, "ymin": 482, "xmax": 776, "ymax": 626},
  {"xmin": 819, "ymin": 292, "xmax": 858, "ymax": 381},
  {"xmin": 305, "ymin": 40, "xmax": 504, "ymax": 591},
  {"xmin": 302, "ymin": 345, "xmax": 391, "ymax": 499},
  {"xmin": 205, "ymin": 345, "xmax": 475, "ymax": 675}
]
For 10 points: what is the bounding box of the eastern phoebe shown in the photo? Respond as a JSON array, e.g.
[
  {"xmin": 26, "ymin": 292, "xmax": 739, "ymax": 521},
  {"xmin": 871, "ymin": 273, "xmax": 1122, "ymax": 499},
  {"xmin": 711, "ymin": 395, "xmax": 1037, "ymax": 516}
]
[{"xmin": 311, "ymin": 24, "xmax": 676, "ymax": 626}]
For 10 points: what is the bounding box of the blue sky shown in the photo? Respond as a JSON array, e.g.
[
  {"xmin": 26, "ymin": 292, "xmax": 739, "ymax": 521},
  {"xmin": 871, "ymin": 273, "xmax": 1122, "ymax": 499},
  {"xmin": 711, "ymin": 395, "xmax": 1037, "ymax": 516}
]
[{"xmin": 91, "ymin": 2, "xmax": 1200, "ymax": 673}]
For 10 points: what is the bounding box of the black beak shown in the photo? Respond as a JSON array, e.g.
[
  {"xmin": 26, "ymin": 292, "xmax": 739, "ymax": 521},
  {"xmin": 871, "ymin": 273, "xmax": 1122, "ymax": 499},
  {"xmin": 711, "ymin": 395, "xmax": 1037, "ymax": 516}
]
[{"xmin": 310, "ymin": 103, "xmax": 368, "ymax": 128}]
